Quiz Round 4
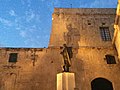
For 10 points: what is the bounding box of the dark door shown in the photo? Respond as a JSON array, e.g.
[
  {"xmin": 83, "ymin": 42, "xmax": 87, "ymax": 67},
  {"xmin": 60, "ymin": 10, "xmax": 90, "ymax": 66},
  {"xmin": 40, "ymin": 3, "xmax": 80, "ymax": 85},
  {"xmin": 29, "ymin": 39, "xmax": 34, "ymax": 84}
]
[{"xmin": 91, "ymin": 78, "xmax": 113, "ymax": 90}]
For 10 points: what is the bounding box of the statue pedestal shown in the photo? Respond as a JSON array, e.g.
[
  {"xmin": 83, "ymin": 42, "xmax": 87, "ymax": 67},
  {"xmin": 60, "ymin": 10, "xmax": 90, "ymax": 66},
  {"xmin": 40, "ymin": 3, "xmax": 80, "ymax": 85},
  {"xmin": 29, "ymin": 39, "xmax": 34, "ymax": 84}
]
[{"xmin": 57, "ymin": 72, "xmax": 75, "ymax": 90}]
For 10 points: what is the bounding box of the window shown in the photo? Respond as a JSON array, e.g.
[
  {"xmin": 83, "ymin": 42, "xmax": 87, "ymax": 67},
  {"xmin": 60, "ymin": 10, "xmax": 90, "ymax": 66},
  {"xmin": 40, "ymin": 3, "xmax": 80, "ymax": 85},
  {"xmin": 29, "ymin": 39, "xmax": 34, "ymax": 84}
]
[
  {"xmin": 100, "ymin": 27, "xmax": 111, "ymax": 41},
  {"xmin": 87, "ymin": 20, "xmax": 91, "ymax": 25},
  {"xmin": 102, "ymin": 23, "xmax": 106, "ymax": 25},
  {"xmin": 105, "ymin": 55, "xmax": 116, "ymax": 64},
  {"xmin": 88, "ymin": 22, "xmax": 91, "ymax": 25},
  {"xmin": 9, "ymin": 53, "xmax": 18, "ymax": 63}
]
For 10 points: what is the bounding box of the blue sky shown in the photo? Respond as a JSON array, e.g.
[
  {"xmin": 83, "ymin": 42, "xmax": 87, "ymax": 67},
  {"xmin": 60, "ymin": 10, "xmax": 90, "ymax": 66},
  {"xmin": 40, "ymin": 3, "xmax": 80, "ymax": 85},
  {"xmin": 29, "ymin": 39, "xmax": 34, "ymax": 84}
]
[{"xmin": 0, "ymin": 0, "xmax": 118, "ymax": 48}]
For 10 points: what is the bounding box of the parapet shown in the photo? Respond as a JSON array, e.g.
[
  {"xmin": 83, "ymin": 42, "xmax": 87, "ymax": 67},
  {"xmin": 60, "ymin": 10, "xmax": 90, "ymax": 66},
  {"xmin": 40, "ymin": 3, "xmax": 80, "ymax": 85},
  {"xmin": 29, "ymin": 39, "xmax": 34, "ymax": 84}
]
[{"xmin": 53, "ymin": 8, "xmax": 116, "ymax": 15}]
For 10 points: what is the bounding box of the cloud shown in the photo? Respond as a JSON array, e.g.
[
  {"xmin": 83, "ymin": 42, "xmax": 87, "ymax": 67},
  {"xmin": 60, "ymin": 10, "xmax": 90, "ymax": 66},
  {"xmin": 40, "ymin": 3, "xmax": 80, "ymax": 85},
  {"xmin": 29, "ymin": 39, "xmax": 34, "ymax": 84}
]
[
  {"xmin": 18, "ymin": 24, "xmax": 40, "ymax": 47},
  {"xmin": 19, "ymin": 30, "xmax": 27, "ymax": 38},
  {"xmin": 27, "ymin": 0, "xmax": 31, "ymax": 7},
  {"xmin": 26, "ymin": 12, "xmax": 41, "ymax": 23},
  {"xmin": 9, "ymin": 10, "xmax": 16, "ymax": 16},
  {"xmin": 16, "ymin": 27, "xmax": 21, "ymax": 30},
  {"xmin": 53, "ymin": 0, "xmax": 60, "ymax": 7},
  {"xmin": 35, "ymin": 14, "xmax": 41, "ymax": 22},
  {"xmin": 25, "ymin": 9, "xmax": 35, "ymax": 22},
  {"xmin": 0, "ymin": 0, "xmax": 50, "ymax": 47},
  {"xmin": 0, "ymin": 17, "xmax": 13, "ymax": 26},
  {"xmin": 24, "ymin": 35, "xmax": 42, "ymax": 47},
  {"xmin": 78, "ymin": 0, "xmax": 117, "ymax": 8},
  {"xmin": 28, "ymin": 25, "xmax": 37, "ymax": 32},
  {"xmin": 0, "ymin": 43, "xmax": 5, "ymax": 47},
  {"xmin": 90, "ymin": 0, "xmax": 117, "ymax": 8},
  {"xmin": 20, "ymin": 0, "xmax": 31, "ymax": 7}
]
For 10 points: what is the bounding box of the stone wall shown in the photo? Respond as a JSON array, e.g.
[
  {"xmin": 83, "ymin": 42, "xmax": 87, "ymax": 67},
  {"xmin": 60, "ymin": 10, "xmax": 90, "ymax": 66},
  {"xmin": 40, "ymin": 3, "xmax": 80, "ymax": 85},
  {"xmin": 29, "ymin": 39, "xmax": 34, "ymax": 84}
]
[
  {"xmin": 113, "ymin": 1, "xmax": 120, "ymax": 59},
  {"xmin": 0, "ymin": 46, "xmax": 120, "ymax": 90},
  {"xmin": 113, "ymin": 25, "xmax": 120, "ymax": 58},
  {"xmin": 49, "ymin": 8, "xmax": 115, "ymax": 48}
]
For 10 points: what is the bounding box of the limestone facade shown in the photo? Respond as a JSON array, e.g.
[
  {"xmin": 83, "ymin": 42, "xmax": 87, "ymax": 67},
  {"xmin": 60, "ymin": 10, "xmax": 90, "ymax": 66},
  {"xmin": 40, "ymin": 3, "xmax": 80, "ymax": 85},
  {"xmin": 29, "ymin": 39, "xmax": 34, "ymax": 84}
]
[
  {"xmin": 113, "ymin": 0, "xmax": 120, "ymax": 59},
  {"xmin": 0, "ymin": 8, "xmax": 120, "ymax": 90}
]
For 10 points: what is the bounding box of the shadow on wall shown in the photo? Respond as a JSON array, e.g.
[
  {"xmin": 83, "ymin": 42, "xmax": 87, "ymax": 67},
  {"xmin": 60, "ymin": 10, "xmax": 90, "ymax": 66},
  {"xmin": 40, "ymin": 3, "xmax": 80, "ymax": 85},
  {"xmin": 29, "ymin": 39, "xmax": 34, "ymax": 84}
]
[
  {"xmin": 59, "ymin": 23, "xmax": 81, "ymax": 72},
  {"xmin": 64, "ymin": 23, "xmax": 80, "ymax": 57}
]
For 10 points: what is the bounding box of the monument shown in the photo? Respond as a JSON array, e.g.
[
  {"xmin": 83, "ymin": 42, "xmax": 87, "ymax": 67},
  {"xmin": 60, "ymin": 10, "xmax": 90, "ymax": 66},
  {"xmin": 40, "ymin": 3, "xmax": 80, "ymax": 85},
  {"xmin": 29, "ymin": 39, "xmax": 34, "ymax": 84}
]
[
  {"xmin": 60, "ymin": 44, "xmax": 72, "ymax": 72},
  {"xmin": 57, "ymin": 44, "xmax": 76, "ymax": 90}
]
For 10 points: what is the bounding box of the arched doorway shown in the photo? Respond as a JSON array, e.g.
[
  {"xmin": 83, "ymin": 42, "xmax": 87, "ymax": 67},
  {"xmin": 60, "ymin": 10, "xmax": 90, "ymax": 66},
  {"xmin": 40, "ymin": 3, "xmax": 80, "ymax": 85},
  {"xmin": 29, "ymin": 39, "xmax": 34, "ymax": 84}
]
[{"xmin": 91, "ymin": 78, "xmax": 113, "ymax": 90}]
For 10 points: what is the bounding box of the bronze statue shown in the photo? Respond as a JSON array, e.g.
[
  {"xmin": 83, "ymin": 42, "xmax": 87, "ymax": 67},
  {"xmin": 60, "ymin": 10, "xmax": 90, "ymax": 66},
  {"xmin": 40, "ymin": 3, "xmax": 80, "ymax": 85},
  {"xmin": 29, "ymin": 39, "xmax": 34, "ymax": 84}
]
[{"xmin": 60, "ymin": 44, "xmax": 73, "ymax": 72}]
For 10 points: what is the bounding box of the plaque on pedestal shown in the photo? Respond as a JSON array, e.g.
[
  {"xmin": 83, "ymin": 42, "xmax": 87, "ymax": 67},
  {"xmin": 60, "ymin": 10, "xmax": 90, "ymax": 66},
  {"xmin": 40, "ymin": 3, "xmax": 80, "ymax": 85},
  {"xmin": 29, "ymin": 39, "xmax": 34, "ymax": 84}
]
[{"xmin": 57, "ymin": 72, "xmax": 75, "ymax": 90}]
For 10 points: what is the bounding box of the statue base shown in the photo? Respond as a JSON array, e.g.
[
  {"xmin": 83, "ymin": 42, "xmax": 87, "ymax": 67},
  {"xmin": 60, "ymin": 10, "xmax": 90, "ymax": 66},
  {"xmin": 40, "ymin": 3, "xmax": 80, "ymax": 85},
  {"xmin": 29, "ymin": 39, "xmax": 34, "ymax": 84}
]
[{"xmin": 57, "ymin": 72, "xmax": 75, "ymax": 90}]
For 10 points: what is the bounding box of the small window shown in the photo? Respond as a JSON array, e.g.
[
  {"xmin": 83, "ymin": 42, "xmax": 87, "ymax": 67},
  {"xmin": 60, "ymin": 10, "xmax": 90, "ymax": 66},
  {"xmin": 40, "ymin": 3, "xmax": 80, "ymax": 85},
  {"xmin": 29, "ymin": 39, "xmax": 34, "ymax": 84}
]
[
  {"xmin": 88, "ymin": 23, "xmax": 91, "ymax": 25},
  {"xmin": 105, "ymin": 55, "xmax": 116, "ymax": 64},
  {"xmin": 87, "ymin": 20, "xmax": 91, "ymax": 25},
  {"xmin": 100, "ymin": 27, "xmax": 111, "ymax": 41},
  {"xmin": 9, "ymin": 53, "xmax": 18, "ymax": 63},
  {"xmin": 102, "ymin": 23, "xmax": 106, "ymax": 25}
]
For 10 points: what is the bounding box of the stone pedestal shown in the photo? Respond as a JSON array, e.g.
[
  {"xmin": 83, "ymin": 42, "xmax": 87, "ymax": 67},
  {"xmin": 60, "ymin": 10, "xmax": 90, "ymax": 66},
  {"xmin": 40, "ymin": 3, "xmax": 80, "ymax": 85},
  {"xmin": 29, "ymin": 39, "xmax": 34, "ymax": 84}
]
[{"xmin": 57, "ymin": 72, "xmax": 75, "ymax": 90}]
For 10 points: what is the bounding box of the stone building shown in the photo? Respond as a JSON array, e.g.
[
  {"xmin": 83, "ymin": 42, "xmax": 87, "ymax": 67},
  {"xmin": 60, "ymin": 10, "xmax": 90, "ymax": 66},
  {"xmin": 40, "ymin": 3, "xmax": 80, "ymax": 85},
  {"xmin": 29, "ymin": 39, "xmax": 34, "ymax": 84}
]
[
  {"xmin": 0, "ymin": 7, "xmax": 120, "ymax": 90},
  {"xmin": 113, "ymin": 0, "xmax": 120, "ymax": 59}
]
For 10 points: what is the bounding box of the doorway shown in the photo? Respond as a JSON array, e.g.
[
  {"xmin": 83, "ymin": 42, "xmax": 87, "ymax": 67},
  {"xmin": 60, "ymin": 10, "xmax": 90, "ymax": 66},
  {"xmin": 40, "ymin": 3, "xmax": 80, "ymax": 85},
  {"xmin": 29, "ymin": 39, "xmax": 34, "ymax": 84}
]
[{"xmin": 91, "ymin": 78, "xmax": 113, "ymax": 90}]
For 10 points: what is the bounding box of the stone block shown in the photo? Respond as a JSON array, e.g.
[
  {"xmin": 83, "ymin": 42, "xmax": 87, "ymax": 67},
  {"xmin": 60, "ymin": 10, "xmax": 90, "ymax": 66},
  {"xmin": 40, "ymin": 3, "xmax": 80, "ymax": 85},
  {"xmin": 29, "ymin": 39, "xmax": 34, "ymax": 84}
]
[{"xmin": 57, "ymin": 72, "xmax": 75, "ymax": 90}]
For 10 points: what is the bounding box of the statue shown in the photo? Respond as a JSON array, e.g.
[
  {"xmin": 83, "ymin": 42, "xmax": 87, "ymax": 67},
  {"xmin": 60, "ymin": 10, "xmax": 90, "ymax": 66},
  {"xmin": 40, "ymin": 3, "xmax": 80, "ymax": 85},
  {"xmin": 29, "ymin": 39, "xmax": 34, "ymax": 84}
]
[{"xmin": 60, "ymin": 44, "xmax": 73, "ymax": 72}]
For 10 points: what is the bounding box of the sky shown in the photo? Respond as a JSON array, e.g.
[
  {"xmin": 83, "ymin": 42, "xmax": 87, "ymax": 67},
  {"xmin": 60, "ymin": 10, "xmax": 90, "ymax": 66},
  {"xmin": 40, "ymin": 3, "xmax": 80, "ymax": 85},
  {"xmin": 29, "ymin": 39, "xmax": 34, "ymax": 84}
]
[{"xmin": 0, "ymin": 0, "xmax": 118, "ymax": 48}]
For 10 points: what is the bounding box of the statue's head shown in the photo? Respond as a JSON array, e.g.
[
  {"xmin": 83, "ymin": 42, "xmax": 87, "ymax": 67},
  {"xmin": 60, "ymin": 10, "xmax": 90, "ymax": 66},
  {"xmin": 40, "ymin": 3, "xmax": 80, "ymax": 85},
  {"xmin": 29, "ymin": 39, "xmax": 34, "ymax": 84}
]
[{"xmin": 63, "ymin": 44, "xmax": 67, "ymax": 47}]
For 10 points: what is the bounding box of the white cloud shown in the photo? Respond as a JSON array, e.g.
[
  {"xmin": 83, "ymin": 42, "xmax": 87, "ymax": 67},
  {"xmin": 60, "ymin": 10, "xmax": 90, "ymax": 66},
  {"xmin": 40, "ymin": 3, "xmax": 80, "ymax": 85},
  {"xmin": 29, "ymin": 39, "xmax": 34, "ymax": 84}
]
[
  {"xmin": 53, "ymin": 0, "xmax": 59, "ymax": 6},
  {"xmin": 26, "ymin": 9, "xmax": 35, "ymax": 22},
  {"xmin": 20, "ymin": 0, "xmax": 31, "ymax": 7},
  {"xmin": 0, "ymin": 17, "xmax": 13, "ymax": 26},
  {"xmin": 0, "ymin": 43, "xmax": 5, "ymax": 47},
  {"xmin": 16, "ymin": 27, "xmax": 21, "ymax": 30},
  {"xmin": 35, "ymin": 14, "xmax": 41, "ymax": 22},
  {"xmin": 27, "ymin": 0, "xmax": 31, "ymax": 7},
  {"xmin": 28, "ymin": 25, "xmax": 37, "ymax": 32},
  {"xmin": 18, "ymin": 25, "xmax": 39, "ymax": 47},
  {"xmin": 29, "ymin": 13, "xmax": 35, "ymax": 20},
  {"xmin": 9, "ymin": 10, "xmax": 16, "ymax": 16},
  {"xmin": 19, "ymin": 30, "xmax": 27, "ymax": 38},
  {"xmin": 79, "ymin": 0, "xmax": 117, "ymax": 8},
  {"xmin": 90, "ymin": 0, "xmax": 117, "ymax": 8},
  {"xmin": 24, "ymin": 37, "xmax": 41, "ymax": 47}
]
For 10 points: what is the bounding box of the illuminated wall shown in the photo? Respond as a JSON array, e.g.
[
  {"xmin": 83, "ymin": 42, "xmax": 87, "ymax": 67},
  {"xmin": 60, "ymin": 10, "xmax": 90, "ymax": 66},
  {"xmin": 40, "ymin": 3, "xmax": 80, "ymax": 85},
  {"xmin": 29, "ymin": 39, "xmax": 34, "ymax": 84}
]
[{"xmin": 113, "ymin": 0, "xmax": 120, "ymax": 59}]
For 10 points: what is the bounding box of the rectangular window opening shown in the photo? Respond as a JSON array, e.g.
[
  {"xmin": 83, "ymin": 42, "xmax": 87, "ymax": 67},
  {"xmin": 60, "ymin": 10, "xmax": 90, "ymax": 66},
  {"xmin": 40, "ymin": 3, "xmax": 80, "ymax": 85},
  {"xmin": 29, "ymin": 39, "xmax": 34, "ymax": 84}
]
[
  {"xmin": 105, "ymin": 55, "xmax": 116, "ymax": 64},
  {"xmin": 9, "ymin": 53, "xmax": 18, "ymax": 63},
  {"xmin": 100, "ymin": 27, "xmax": 111, "ymax": 41}
]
